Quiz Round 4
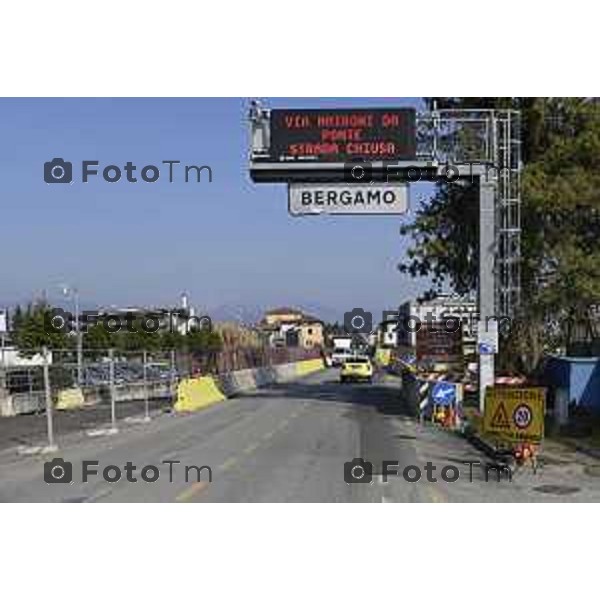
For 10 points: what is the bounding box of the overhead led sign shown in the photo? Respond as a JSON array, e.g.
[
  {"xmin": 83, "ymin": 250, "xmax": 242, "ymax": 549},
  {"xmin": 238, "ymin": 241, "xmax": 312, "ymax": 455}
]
[{"xmin": 270, "ymin": 108, "xmax": 417, "ymax": 162}]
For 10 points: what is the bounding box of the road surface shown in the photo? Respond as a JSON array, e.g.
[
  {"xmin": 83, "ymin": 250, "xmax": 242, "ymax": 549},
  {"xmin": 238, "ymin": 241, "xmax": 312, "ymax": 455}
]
[{"xmin": 2, "ymin": 369, "xmax": 600, "ymax": 502}]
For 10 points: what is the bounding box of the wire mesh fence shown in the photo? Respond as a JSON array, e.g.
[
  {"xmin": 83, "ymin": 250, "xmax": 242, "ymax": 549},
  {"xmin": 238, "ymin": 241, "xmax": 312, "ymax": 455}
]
[{"xmin": 0, "ymin": 344, "xmax": 322, "ymax": 449}]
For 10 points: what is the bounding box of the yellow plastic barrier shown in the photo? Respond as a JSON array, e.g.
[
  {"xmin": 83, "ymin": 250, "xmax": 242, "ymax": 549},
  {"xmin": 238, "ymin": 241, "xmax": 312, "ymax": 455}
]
[
  {"xmin": 294, "ymin": 358, "xmax": 325, "ymax": 377},
  {"xmin": 174, "ymin": 376, "xmax": 226, "ymax": 413},
  {"xmin": 56, "ymin": 387, "xmax": 85, "ymax": 410}
]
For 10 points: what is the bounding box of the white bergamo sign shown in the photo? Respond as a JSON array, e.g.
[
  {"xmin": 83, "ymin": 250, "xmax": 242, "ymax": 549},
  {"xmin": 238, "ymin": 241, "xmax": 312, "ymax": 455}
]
[{"xmin": 288, "ymin": 183, "xmax": 409, "ymax": 216}]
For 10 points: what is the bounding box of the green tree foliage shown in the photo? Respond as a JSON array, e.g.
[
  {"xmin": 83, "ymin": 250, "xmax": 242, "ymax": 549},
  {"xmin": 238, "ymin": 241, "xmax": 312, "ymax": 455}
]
[
  {"xmin": 399, "ymin": 180, "xmax": 479, "ymax": 294},
  {"xmin": 11, "ymin": 302, "xmax": 70, "ymax": 356},
  {"xmin": 184, "ymin": 329, "xmax": 223, "ymax": 356},
  {"xmin": 84, "ymin": 322, "xmax": 112, "ymax": 350},
  {"xmin": 160, "ymin": 330, "xmax": 185, "ymax": 351},
  {"xmin": 10, "ymin": 304, "xmax": 224, "ymax": 359},
  {"xmin": 400, "ymin": 98, "xmax": 600, "ymax": 372},
  {"xmin": 323, "ymin": 321, "xmax": 346, "ymax": 336}
]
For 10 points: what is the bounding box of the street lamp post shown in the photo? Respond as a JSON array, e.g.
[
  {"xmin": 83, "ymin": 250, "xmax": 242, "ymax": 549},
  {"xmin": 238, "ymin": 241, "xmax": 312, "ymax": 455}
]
[{"xmin": 62, "ymin": 286, "xmax": 82, "ymax": 386}]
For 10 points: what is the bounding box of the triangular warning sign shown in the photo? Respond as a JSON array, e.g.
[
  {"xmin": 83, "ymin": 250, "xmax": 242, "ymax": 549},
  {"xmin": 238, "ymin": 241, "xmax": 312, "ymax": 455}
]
[{"xmin": 491, "ymin": 402, "xmax": 510, "ymax": 429}]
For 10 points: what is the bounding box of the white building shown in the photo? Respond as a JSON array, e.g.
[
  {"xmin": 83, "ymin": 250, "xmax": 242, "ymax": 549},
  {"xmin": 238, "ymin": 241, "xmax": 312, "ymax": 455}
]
[
  {"xmin": 97, "ymin": 293, "xmax": 208, "ymax": 336},
  {"xmin": 377, "ymin": 320, "xmax": 398, "ymax": 348},
  {"xmin": 0, "ymin": 347, "xmax": 52, "ymax": 367}
]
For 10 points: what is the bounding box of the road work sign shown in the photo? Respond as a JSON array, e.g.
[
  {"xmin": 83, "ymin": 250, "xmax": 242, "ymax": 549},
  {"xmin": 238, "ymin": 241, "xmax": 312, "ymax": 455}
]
[
  {"xmin": 288, "ymin": 183, "xmax": 409, "ymax": 216},
  {"xmin": 483, "ymin": 387, "xmax": 545, "ymax": 442}
]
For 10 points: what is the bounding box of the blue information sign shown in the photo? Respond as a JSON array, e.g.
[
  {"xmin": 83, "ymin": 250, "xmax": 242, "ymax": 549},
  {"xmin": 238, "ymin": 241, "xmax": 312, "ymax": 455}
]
[{"xmin": 431, "ymin": 381, "xmax": 456, "ymax": 406}]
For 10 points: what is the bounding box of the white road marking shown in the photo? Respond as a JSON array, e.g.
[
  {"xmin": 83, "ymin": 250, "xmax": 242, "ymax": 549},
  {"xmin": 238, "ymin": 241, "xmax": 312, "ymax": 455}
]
[
  {"xmin": 376, "ymin": 474, "xmax": 393, "ymax": 503},
  {"xmin": 17, "ymin": 445, "xmax": 42, "ymax": 456},
  {"xmin": 86, "ymin": 427, "xmax": 119, "ymax": 437}
]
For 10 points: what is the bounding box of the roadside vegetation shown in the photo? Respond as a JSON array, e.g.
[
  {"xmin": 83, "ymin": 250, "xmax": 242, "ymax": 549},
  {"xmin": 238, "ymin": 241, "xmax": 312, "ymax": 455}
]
[
  {"xmin": 9, "ymin": 302, "xmax": 223, "ymax": 358},
  {"xmin": 399, "ymin": 98, "xmax": 600, "ymax": 376}
]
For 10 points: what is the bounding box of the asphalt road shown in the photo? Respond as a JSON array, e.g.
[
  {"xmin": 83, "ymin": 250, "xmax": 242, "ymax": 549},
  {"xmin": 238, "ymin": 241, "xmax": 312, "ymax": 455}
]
[
  {"xmin": 0, "ymin": 398, "xmax": 172, "ymax": 452},
  {"xmin": 2, "ymin": 369, "xmax": 600, "ymax": 502}
]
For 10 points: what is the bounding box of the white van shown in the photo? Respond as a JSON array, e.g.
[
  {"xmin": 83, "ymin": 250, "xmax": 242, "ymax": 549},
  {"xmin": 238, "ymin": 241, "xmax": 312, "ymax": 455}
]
[{"xmin": 331, "ymin": 349, "xmax": 355, "ymax": 367}]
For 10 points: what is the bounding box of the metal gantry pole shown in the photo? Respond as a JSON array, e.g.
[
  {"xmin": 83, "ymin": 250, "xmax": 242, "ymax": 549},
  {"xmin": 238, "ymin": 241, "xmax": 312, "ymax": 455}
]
[{"xmin": 478, "ymin": 175, "xmax": 496, "ymax": 412}]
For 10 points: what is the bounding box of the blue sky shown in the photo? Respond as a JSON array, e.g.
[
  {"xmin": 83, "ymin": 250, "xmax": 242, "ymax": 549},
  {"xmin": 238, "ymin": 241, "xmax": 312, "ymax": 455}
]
[{"xmin": 0, "ymin": 97, "xmax": 433, "ymax": 322}]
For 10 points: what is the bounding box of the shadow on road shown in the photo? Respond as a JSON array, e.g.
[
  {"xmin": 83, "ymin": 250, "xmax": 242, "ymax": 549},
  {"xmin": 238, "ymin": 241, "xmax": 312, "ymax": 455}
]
[{"xmin": 260, "ymin": 370, "xmax": 414, "ymax": 418}]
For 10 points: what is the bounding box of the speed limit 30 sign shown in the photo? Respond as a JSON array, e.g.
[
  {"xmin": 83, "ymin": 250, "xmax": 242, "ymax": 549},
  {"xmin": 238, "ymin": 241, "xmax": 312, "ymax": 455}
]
[
  {"xmin": 483, "ymin": 388, "xmax": 545, "ymax": 442},
  {"xmin": 512, "ymin": 404, "xmax": 533, "ymax": 429}
]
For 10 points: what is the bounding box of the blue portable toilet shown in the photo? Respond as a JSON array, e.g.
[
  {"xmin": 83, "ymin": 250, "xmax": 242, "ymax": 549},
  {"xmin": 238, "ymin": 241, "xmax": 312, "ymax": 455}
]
[{"xmin": 543, "ymin": 356, "xmax": 600, "ymax": 414}]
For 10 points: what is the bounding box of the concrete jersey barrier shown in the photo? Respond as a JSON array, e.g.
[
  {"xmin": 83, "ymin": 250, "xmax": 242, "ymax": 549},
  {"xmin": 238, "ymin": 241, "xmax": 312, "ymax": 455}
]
[
  {"xmin": 177, "ymin": 358, "xmax": 325, "ymax": 412},
  {"xmin": 217, "ymin": 359, "xmax": 324, "ymax": 398}
]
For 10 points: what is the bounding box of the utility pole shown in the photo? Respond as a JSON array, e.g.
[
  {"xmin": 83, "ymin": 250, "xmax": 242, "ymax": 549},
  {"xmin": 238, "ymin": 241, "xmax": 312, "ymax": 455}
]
[
  {"xmin": 143, "ymin": 350, "xmax": 150, "ymax": 422},
  {"xmin": 42, "ymin": 346, "xmax": 57, "ymax": 451},
  {"xmin": 62, "ymin": 285, "xmax": 82, "ymax": 386},
  {"xmin": 170, "ymin": 349, "xmax": 176, "ymax": 404},
  {"xmin": 75, "ymin": 289, "xmax": 82, "ymax": 387},
  {"xmin": 108, "ymin": 348, "xmax": 118, "ymax": 433}
]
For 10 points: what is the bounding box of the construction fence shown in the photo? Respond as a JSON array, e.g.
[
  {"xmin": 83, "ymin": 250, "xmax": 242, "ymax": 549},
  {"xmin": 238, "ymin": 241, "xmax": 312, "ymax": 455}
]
[{"xmin": 0, "ymin": 345, "xmax": 322, "ymax": 418}]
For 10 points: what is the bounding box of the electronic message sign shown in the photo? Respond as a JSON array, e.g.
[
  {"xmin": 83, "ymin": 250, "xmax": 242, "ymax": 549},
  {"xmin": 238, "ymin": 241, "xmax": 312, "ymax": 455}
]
[
  {"xmin": 416, "ymin": 324, "xmax": 463, "ymax": 365},
  {"xmin": 270, "ymin": 108, "xmax": 416, "ymax": 162}
]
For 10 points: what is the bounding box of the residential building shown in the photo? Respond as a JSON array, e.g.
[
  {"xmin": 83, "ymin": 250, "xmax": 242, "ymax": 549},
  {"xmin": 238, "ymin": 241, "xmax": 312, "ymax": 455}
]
[
  {"xmin": 263, "ymin": 307, "xmax": 304, "ymax": 326},
  {"xmin": 260, "ymin": 307, "xmax": 324, "ymax": 349},
  {"xmin": 297, "ymin": 320, "xmax": 324, "ymax": 349}
]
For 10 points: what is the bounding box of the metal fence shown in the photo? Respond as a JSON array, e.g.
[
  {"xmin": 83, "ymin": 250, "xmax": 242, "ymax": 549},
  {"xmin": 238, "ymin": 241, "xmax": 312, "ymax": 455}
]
[{"xmin": 0, "ymin": 345, "xmax": 321, "ymax": 449}]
